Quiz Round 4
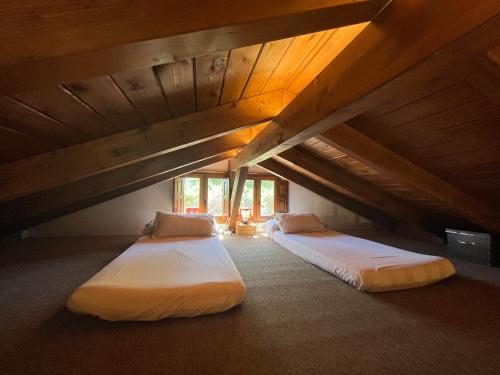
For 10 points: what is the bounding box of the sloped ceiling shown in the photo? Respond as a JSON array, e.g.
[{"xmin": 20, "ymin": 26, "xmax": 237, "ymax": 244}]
[{"xmin": 1, "ymin": 0, "xmax": 500, "ymax": 237}]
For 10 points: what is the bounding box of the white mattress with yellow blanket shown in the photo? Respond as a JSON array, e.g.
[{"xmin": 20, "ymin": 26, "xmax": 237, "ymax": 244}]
[
  {"xmin": 269, "ymin": 230, "xmax": 455, "ymax": 292},
  {"xmin": 67, "ymin": 236, "xmax": 246, "ymax": 321}
]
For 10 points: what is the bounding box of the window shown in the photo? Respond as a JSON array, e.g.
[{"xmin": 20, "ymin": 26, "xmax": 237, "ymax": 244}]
[
  {"xmin": 174, "ymin": 173, "xmax": 287, "ymax": 223},
  {"xmin": 259, "ymin": 179, "xmax": 275, "ymax": 217},
  {"xmin": 240, "ymin": 180, "xmax": 255, "ymax": 217},
  {"xmin": 183, "ymin": 177, "xmax": 201, "ymax": 213},
  {"xmin": 207, "ymin": 178, "xmax": 225, "ymax": 216},
  {"xmin": 174, "ymin": 174, "xmax": 229, "ymax": 222}
]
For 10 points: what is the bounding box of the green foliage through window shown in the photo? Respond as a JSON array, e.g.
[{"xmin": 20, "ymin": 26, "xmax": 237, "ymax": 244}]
[
  {"xmin": 207, "ymin": 178, "xmax": 224, "ymax": 216},
  {"xmin": 260, "ymin": 180, "xmax": 275, "ymax": 216},
  {"xmin": 183, "ymin": 177, "xmax": 200, "ymax": 212},
  {"xmin": 241, "ymin": 180, "xmax": 254, "ymax": 216}
]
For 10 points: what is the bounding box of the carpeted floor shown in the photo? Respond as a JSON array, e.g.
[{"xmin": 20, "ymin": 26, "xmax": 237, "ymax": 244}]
[{"xmin": 1, "ymin": 231, "xmax": 500, "ymax": 375}]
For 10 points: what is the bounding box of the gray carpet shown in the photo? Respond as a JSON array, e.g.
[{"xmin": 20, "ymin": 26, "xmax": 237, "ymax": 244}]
[{"xmin": 1, "ymin": 232, "xmax": 500, "ymax": 375}]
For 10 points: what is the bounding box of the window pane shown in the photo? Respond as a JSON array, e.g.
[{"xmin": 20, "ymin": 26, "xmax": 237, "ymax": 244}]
[
  {"xmin": 241, "ymin": 180, "xmax": 254, "ymax": 216},
  {"xmin": 207, "ymin": 178, "xmax": 225, "ymax": 216},
  {"xmin": 260, "ymin": 180, "xmax": 275, "ymax": 216},
  {"xmin": 183, "ymin": 177, "xmax": 200, "ymax": 213}
]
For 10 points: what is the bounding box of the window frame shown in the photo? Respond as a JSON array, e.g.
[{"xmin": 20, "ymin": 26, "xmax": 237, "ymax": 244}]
[
  {"xmin": 174, "ymin": 173, "xmax": 229, "ymax": 223},
  {"xmin": 174, "ymin": 172, "xmax": 288, "ymax": 223}
]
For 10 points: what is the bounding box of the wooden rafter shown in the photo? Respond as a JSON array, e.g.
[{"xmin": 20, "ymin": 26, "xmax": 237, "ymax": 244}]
[
  {"xmin": 277, "ymin": 147, "xmax": 457, "ymax": 237},
  {"xmin": 231, "ymin": 1, "xmax": 500, "ymax": 169},
  {"xmin": 317, "ymin": 124, "xmax": 500, "ymax": 233},
  {"xmin": 228, "ymin": 167, "xmax": 250, "ymax": 231},
  {"xmin": 0, "ymin": 0, "xmax": 389, "ymax": 96},
  {"xmin": 0, "ymin": 133, "xmax": 244, "ymax": 235},
  {"xmin": 278, "ymin": 146, "xmax": 423, "ymax": 214},
  {"xmin": 258, "ymin": 158, "xmax": 396, "ymax": 230},
  {"xmin": 0, "ymin": 90, "xmax": 284, "ymax": 203}
]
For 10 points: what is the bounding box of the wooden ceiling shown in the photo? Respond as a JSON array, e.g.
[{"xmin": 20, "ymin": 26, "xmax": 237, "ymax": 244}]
[
  {"xmin": 0, "ymin": 24, "xmax": 365, "ymax": 164},
  {"xmin": 1, "ymin": 0, "xmax": 500, "ymax": 238}
]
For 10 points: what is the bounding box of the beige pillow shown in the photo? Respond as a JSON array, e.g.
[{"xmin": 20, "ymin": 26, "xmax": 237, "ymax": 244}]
[
  {"xmin": 153, "ymin": 212, "xmax": 214, "ymax": 238},
  {"xmin": 275, "ymin": 213, "xmax": 327, "ymax": 233}
]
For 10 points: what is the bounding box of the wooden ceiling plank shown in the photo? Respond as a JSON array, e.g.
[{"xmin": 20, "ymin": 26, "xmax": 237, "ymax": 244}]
[
  {"xmin": 0, "ymin": 134, "xmax": 245, "ymax": 235},
  {"xmin": 287, "ymin": 23, "xmax": 368, "ymax": 94},
  {"xmin": 0, "ymin": 96, "xmax": 88, "ymax": 145},
  {"xmin": 0, "ymin": 126, "xmax": 56, "ymax": 163},
  {"xmin": 282, "ymin": 30, "xmax": 336, "ymax": 91},
  {"xmin": 262, "ymin": 31, "xmax": 326, "ymax": 93},
  {"xmin": 258, "ymin": 158, "xmax": 396, "ymax": 230},
  {"xmin": 155, "ymin": 59, "xmax": 196, "ymax": 117},
  {"xmin": 0, "ymin": 150, "xmax": 236, "ymax": 236},
  {"xmin": 14, "ymin": 85, "xmax": 116, "ymax": 139},
  {"xmin": 369, "ymin": 81, "xmax": 482, "ymax": 127},
  {"xmin": 0, "ymin": 0, "xmax": 389, "ymax": 96},
  {"xmin": 195, "ymin": 51, "xmax": 229, "ymax": 111},
  {"xmin": 66, "ymin": 76, "xmax": 145, "ymax": 131},
  {"xmin": 0, "ymin": 90, "xmax": 286, "ymax": 203},
  {"xmin": 318, "ymin": 124, "xmax": 500, "ymax": 233},
  {"xmin": 219, "ymin": 45, "xmax": 262, "ymax": 104},
  {"xmin": 231, "ymin": 1, "xmax": 500, "ymax": 170},
  {"xmin": 112, "ymin": 67, "xmax": 172, "ymax": 123},
  {"xmin": 242, "ymin": 38, "xmax": 292, "ymax": 98}
]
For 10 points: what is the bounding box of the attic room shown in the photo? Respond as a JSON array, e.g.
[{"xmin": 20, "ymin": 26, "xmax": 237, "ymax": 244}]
[{"xmin": 1, "ymin": 1, "xmax": 500, "ymax": 374}]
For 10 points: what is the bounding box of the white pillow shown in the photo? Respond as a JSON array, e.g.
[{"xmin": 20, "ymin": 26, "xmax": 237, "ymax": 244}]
[
  {"xmin": 152, "ymin": 212, "xmax": 215, "ymax": 238},
  {"xmin": 264, "ymin": 219, "xmax": 280, "ymax": 233},
  {"xmin": 275, "ymin": 213, "xmax": 327, "ymax": 233}
]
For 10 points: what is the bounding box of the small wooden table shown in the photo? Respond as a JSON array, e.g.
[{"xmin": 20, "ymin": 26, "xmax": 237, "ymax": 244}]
[{"xmin": 236, "ymin": 223, "xmax": 257, "ymax": 236}]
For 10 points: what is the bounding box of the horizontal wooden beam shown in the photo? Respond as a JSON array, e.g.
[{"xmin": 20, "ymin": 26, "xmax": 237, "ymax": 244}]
[
  {"xmin": 228, "ymin": 167, "xmax": 250, "ymax": 231},
  {"xmin": 0, "ymin": 0, "xmax": 388, "ymax": 95},
  {"xmin": 0, "ymin": 133, "xmax": 243, "ymax": 235},
  {"xmin": 258, "ymin": 158, "xmax": 396, "ymax": 230},
  {"xmin": 318, "ymin": 124, "xmax": 500, "ymax": 234},
  {"xmin": 231, "ymin": 1, "xmax": 500, "ymax": 169},
  {"xmin": 0, "ymin": 90, "xmax": 283, "ymax": 203}
]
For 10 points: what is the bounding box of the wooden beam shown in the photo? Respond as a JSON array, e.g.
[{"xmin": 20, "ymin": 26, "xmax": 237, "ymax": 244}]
[
  {"xmin": 1, "ymin": 153, "xmax": 235, "ymax": 237},
  {"xmin": 277, "ymin": 147, "xmax": 451, "ymax": 237},
  {"xmin": 0, "ymin": 134, "xmax": 242, "ymax": 235},
  {"xmin": 258, "ymin": 158, "xmax": 396, "ymax": 230},
  {"xmin": 278, "ymin": 147, "xmax": 425, "ymax": 218},
  {"xmin": 0, "ymin": 1, "xmax": 389, "ymax": 96},
  {"xmin": 0, "ymin": 90, "xmax": 284, "ymax": 203},
  {"xmin": 228, "ymin": 167, "xmax": 250, "ymax": 231},
  {"xmin": 231, "ymin": 1, "xmax": 500, "ymax": 169},
  {"xmin": 317, "ymin": 124, "xmax": 500, "ymax": 234}
]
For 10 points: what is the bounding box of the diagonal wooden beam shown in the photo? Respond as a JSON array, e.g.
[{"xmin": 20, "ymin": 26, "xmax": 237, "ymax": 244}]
[
  {"xmin": 0, "ymin": 133, "xmax": 243, "ymax": 235},
  {"xmin": 317, "ymin": 124, "xmax": 500, "ymax": 233},
  {"xmin": 1, "ymin": 153, "xmax": 236, "ymax": 237},
  {"xmin": 277, "ymin": 147, "xmax": 453, "ymax": 237},
  {"xmin": 0, "ymin": 90, "xmax": 284, "ymax": 203},
  {"xmin": 228, "ymin": 167, "xmax": 250, "ymax": 231},
  {"xmin": 231, "ymin": 1, "xmax": 500, "ymax": 169},
  {"xmin": 259, "ymin": 158, "xmax": 396, "ymax": 230},
  {"xmin": 278, "ymin": 146, "xmax": 425, "ymax": 216},
  {"xmin": 0, "ymin": 0, "xmax": 389, "ymax": 96}
]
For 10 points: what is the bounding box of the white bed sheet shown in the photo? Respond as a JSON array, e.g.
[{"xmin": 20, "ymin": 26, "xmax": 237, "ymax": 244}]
[
  {"xmin": 67, "ymin": 236, "xmax": 246, "ymax": 321},
  {"xmin": 269, "ymin": 230, "xmax": 455, "ymax": 292}
]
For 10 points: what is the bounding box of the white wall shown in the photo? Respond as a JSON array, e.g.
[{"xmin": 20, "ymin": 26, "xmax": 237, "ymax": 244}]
[
  {"xmin": 288, "ymin": 182, "xmax": 371, "ymax": 230},
  {"xmin": 28, "ymin": 180, "xmax": 174, "ymax": 237},
  {"xmin": 27, "ymin": 177, "xmax": 370, "ymax": 237}
]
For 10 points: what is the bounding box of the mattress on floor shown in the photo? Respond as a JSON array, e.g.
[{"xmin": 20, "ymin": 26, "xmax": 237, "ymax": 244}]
[
  {"xmin": 269, "ymin": 230, "xmax": 455, "ymax": 292},
  {"xmin": 67, "ymin": 236, "xmax": 246, "ymax": 321}
]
